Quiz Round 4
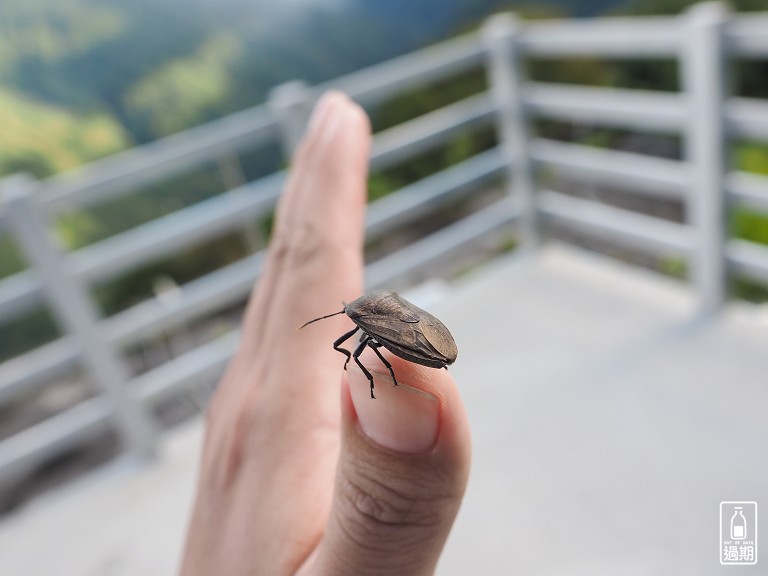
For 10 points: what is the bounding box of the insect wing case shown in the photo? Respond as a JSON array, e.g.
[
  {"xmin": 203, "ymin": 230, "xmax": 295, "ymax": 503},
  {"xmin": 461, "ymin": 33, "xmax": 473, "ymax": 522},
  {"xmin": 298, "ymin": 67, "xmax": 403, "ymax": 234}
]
[{"xmin": 346, "ymin": 291, "xmax": 458, "ymax": 368}]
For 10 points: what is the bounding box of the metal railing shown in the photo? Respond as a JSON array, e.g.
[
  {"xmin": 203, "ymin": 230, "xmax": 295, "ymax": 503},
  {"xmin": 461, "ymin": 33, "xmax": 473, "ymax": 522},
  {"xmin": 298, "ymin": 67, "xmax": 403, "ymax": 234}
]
[{"xmin": 1, "ymin": 2, "xmax": 768, "ymax": 484}]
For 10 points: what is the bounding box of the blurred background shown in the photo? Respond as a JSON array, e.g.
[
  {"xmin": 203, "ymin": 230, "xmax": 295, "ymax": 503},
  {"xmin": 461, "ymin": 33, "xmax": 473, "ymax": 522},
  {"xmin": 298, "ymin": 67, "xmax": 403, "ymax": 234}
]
[{"xmin": 1, "ymin": 0, "xmax": 767, "ymax": 574}]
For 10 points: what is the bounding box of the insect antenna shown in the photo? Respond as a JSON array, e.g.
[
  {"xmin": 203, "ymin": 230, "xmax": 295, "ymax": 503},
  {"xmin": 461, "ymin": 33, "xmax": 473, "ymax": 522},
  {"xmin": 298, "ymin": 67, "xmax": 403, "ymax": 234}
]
[{"xmin": 298, "ymin": 309, "xmax": 345, "ymax": 329}]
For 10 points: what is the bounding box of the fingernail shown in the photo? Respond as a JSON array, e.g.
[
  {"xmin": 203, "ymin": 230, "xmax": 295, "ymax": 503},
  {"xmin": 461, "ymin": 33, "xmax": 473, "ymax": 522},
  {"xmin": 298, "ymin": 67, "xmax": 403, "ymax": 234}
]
[
  {"xmin": 307, "ymin": 91, "xmax": 338, "ymax": 136},
  {"xmin": 348, "ymin": 363, "xmax": 440, "ymax": 454},
  {"xmin": 318, "ymin": 94, "xmax": 351, "ymax": 144}
]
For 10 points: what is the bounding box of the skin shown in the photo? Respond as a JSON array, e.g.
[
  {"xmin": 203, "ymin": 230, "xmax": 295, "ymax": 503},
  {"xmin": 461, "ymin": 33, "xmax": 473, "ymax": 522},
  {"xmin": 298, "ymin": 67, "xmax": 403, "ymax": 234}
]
[{"xmin": 179, "ymin": 91, "xmax": 472, "ymax": 576}]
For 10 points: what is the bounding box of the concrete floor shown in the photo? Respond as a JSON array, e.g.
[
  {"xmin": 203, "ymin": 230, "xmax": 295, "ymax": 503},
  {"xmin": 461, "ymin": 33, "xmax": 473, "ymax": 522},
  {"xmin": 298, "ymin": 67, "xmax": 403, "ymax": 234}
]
[{"xmin": 1, "ymin": 244, "xmax": 766, "ymax": 575}]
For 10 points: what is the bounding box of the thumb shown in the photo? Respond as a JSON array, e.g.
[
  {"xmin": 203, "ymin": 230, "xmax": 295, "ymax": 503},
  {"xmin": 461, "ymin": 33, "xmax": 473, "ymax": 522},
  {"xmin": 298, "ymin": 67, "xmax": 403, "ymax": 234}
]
[{"xmin": 311, "ymin": 348, "xmax": 471, "ymax": 575}]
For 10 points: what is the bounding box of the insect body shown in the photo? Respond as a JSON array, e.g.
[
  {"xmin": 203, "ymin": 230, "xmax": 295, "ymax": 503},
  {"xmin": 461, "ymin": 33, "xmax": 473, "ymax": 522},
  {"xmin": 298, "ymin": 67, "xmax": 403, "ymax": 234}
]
[{"xmin": 300, "ymin": 290, "xmax": 458, "ymax": 399}]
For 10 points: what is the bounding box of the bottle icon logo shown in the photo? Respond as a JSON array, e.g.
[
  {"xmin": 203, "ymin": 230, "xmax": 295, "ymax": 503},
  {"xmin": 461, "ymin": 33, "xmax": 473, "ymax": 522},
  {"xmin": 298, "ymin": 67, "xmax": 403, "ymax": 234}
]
[
  {"xmin": 731, "ymin": 506, "xmax": 747, "ymax": 540},
  {"xmin": 720, "ymin": 501, "xmax": 757, "ymax": 565}
]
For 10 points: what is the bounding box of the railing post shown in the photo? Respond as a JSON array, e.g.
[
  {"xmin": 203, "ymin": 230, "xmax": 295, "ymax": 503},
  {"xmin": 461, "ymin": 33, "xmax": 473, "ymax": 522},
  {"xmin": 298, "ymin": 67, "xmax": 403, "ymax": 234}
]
[
  {"xmin": 682, "ymin": 2, "xmax": 729, "ymax": 317},
  {"xmin": 268, "ymin": 80, "xmax": 313, "ymax": 161},
  {"xmin": 1, "ymin": 175, "xmax": 157, "ymax": 460},
  {"xmin": 482, "ymin": 13, "xmax": 539, "ymax": 251}
]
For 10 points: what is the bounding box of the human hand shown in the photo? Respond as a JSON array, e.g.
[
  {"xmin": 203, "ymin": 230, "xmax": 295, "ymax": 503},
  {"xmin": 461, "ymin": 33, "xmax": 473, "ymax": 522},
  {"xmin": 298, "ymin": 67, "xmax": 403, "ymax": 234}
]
[{"xmin": 179, "ymin": 92, "xmax": 471, "ymax": 576}]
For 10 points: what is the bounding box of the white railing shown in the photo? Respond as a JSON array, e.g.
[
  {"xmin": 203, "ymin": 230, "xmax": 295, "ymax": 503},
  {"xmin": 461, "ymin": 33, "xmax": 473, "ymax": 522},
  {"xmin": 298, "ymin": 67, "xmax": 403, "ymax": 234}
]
[{"xmin": 1, "ymin": 2, "xmax": 768, "ymax": 486}]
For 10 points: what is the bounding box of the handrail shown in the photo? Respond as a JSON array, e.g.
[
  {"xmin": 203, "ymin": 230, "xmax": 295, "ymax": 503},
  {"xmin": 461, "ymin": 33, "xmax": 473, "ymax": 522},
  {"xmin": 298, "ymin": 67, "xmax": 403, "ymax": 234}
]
[
  {"xmin": 523, "ymin": 83, "xmax": 686, "ymax": 132},
  {"xmin": 2, "ymin": 3, "xmax": 768, "ymax": 486},
  {"xmin": 42, "ymin": 108, "xmax": 278, "ymax": 211},
  {"xmin": 530, "ymin": 139, "xmax": 689, "ymax": 198},
  {"xmin": 538, "ymin": 190, "xmax": 693, "ymax": 256},
  {"xmin": 518, "ymin": 16, "xmax": 682, "ymax": 57},
  {"xmin": 0, "ymin": 150, "xmax": 506, "ymax": 403}
]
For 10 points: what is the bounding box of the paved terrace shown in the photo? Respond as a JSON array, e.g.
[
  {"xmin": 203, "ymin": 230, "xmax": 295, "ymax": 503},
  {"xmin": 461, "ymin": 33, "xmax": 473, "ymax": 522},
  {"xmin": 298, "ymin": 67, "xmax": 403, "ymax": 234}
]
[{"xmin": 0, "ymin": 245, "xmax": 766, "ymax": 575}]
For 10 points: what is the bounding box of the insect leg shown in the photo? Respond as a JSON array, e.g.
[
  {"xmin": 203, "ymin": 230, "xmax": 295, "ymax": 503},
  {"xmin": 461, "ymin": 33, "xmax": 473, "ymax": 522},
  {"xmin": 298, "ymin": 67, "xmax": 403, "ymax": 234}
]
[
  {"xmin": 352, "ymin": 335, "xmax": 376, "ymax": 399},
  {"xmin": 369, "ymin": 342, "xmax": 399, "ymax": 387},
  {"xmin": 333, "ymin": 327, "xmax": 359, "ymax": 369}
]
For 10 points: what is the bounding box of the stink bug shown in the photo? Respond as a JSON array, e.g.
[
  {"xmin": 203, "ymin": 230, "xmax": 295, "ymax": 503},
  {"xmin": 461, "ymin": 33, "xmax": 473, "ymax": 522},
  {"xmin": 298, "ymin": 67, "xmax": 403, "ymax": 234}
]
[{"xmin": 300, "ymin": 290, "xmax": 458, "ymax": 399}]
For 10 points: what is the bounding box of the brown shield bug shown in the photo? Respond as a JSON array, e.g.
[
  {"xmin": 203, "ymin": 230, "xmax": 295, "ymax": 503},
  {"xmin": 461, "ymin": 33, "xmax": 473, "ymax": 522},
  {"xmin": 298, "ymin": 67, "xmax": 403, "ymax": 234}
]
[{"xmin": 300, "ymin": 290, "xmax": 458, "ymax": 399}]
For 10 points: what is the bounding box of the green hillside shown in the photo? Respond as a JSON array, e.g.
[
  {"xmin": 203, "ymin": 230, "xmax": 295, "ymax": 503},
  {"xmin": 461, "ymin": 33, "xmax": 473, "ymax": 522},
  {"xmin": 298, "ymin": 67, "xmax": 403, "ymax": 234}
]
[
  {"xmin": 0, "ymin": 86, "xmax": 129, "ymax": 177},
  {"xmin": 122, "ymin": 33, "xmax": 242, "ymax": 139},
  {"xmin": 0, "ymin": 0, "xmax": 533, "ymax": 178}
]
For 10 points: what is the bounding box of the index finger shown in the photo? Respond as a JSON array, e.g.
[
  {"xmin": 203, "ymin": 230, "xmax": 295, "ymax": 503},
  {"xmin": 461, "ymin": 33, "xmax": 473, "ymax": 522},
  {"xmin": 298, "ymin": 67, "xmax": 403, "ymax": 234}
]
[{"xmin": 240, "ymin": 92, "xmax": 372, "ymax": 395}]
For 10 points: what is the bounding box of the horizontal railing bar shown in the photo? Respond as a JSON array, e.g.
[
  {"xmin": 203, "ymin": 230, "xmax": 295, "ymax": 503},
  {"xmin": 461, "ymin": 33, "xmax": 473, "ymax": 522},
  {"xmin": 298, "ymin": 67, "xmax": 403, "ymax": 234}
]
[
  {"xmin": 369, "ymin": 92, "xmax": 495, "ymax": 170},
  {"xmin": 71, "ymin": 173, "xmax": 283, "ymax": 284},
  {"xmin": 106, "ymin": 253, "xmax": 264, "ymax": 346},
  {"xmin": 726, "ymin": 171, "xmax": 768, "ymax": 212},
  {"xmin": 0, "ymin": 271, "xmax": 41, "ymax": 325},
  {"xmin": 320, "ymin": 33, "xmax": 485, "ymax": 109},
  {"xmin": 727, "ymin": 97, "xmax": 768, "ymax": 141},
  {"xmin": 519, "ymin": 16, "xmax": 681, "ymax": 57},
  {"xmin": 367, "ymin": 148, "xmax": 506, "ymax": 238},
  {"xmin": 727, "ymin": 238, "xmax": 768, "ymax": 284},
  {"xmin": 40, "ymin": 107, "xmax": 278, "ymax": 211},
  {"xmin": 727, "ymin": 15, "xmax": 768, "ymax": 57},
  {"xmin": 136, "ymin": 331, "xmax": 238, "ymax": 405},
  {"xmin": 524, "ymin": 83, "xmax": 685, "ymax": 132},
  {"xmin": 525, "ymin": 88, "xmax": 768, "ymax": 143},
  {"xmin": 0, "ymin": 396, "xmax": 112, "ymax": 482},
  {"xmin": 0, "ymin": 338, "xmax": 78, "ymax": 406},
  {"xmin": 366, "ymin": 196, "xmax": 521, "ymax": 288},
  {"xmin": 531, "ymin": 139, "xmax": 689, "ymax": 198},
  {"xmin": 539, "ymin": 190, "xmax": 692, "ymax": 256}
]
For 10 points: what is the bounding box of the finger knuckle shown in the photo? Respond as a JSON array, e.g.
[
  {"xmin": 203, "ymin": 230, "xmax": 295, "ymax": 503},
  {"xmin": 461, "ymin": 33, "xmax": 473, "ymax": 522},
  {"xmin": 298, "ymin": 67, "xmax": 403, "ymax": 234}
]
[
  {"xmin": 270, "ymin": 221, "xmax": 324, "ymax": 266},
  {"xmin": 340, "ymin": 468, "xmax": 451, "ymax": 537}
]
